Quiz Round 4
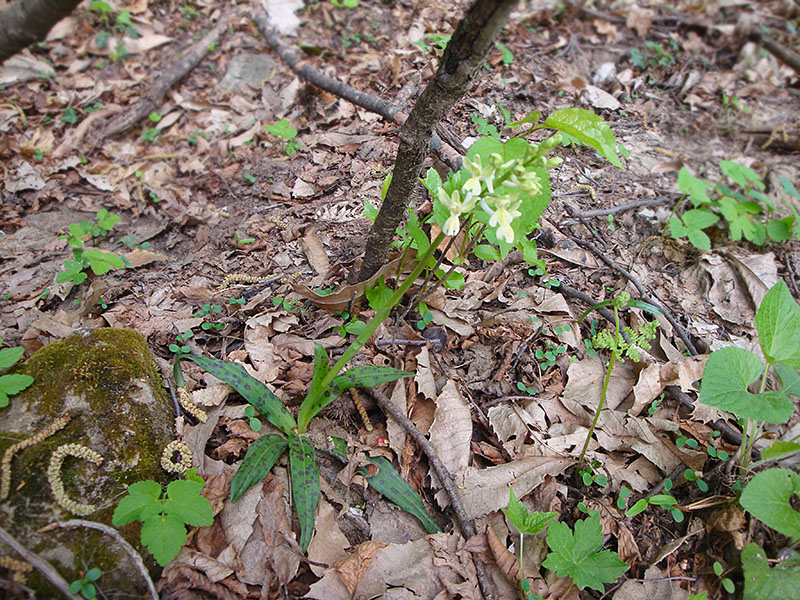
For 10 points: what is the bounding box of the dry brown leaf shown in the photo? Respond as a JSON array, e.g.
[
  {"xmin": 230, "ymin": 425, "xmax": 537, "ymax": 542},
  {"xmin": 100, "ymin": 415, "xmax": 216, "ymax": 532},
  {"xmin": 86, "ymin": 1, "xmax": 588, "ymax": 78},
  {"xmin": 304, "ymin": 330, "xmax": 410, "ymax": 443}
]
[
  {"xmin": 429, "ymin": 380, "xmax": 472, "ymax": 507},
  {"xmin": 486, "ymin": 523, "xmax": 520, "ymax": 583},
  {"xmin": 626, "ymin": 6, "xmax": 654, "ymax": 38},
  {"xmin": 612, "ymin": 565, "xmax": 690, "ymax": 600},
  {"xmin": 300, "ymin": 227, "xmax": 331, "ymax": 279},
  {"xmin": 335, "ymin": 540, "xmax": 388, "ymax": 596},
  {"xmin": 307, "ymin": 497, "xmax": 350, "ymax": 576}
]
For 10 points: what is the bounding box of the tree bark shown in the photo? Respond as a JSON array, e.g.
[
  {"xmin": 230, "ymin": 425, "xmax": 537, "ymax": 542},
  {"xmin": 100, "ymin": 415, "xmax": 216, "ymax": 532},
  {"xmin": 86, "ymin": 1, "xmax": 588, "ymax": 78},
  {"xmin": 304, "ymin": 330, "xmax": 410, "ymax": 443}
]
[
  {"xmin": 356, "ymin": 0, "xmax": 520, "ymax": 282},
  {"xmin": 0, "ymin": 0, "xmax": 82, "ymax": 64}
]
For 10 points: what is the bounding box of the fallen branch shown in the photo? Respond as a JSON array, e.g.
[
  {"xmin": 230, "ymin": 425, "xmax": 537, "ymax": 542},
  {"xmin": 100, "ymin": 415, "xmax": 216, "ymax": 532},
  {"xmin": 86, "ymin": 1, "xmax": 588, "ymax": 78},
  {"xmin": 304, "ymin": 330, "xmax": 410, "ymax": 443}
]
[
  {"xmin": 562, "ymin": 197, "xmax": 674, "ymax": 219},
  {"xmin": 0, "ymin": 0, "xmax": 82, "ymax": 64},
  {"xmin": 252, "ymin": 11, "xmax": 462, "ymax": 170},
  {"xmin": 0, "ymin": 525, "xmax": 79, "ymax": 600},
  {"xmin": 100, "ymin": 9, "xmax": 241, "ymax": 139},
  {"xmin": 366, "ymin": 387, "xmax": 497, "ymax": 600}
]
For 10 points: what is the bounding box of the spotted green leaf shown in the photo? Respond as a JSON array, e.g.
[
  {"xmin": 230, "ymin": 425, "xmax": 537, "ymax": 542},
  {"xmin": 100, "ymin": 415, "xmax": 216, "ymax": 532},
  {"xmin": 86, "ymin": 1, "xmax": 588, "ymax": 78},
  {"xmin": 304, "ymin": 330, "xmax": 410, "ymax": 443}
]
[
  {"xmin": 180, "ymin": 354, "xmax": 296, "ymax": 434},
  {"xmin": 289, "ymin": 433, "xmax": 319, "ymax": 552},
  {"xmin": 230, "ymin": 434, "xmax": 288, "ymax": 501}
]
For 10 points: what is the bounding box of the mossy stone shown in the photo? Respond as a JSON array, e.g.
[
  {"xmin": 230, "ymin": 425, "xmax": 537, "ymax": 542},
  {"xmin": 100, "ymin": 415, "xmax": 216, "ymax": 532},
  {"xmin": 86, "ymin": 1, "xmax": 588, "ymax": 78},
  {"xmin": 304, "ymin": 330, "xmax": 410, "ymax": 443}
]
[{"xmin": 0, "ymin": 328, "xmax": 174, "ymax": 598}]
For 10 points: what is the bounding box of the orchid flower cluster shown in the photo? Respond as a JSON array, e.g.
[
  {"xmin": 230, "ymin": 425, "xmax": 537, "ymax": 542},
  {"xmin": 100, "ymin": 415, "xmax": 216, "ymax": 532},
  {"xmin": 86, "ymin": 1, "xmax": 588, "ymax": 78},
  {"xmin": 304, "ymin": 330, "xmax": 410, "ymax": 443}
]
[{"xmin": 433, "ymin": 133, "xmax": 563, "ymax": 245}]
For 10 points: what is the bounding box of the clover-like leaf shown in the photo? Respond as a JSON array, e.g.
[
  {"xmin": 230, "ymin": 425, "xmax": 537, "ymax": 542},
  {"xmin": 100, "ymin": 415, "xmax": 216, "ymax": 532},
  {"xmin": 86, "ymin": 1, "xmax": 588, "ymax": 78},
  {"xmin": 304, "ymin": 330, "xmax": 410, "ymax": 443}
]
[
  {"xmin": 542, "ymin": 513, "xmax": 628, "ymax": 592},
  {"xmin": 698, "ymin": 346, "xmax": 793, "ymax": 423},
  {"xmin": 755, "ymin": 279, "xmax": 800, "ymax": 369},
  {"xmin": 740, "ymin": 468, "xmax": 800, "ymax": 539},
  {"xmin": 163, "ymin": 479, "xmax": 213, "ymax": 527},
  {"xmin": 140, "ymin": 512, "xmax": 186, "ymax": 566},
  {"xmin": 112, "ymin": 480, "xmax": 162, "ymax": 526}
]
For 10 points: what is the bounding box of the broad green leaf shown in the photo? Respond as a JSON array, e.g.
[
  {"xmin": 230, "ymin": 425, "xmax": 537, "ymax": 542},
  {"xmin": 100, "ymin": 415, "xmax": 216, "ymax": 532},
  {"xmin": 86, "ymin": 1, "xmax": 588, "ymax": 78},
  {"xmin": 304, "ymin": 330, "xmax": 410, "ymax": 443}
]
[
  {"xmin": 767, "ymin": 217, "xmax": 794, "ymax": 242},
  {"xmin": 686, "ymin": 230, "xmax": 712, "ymax": 252},
  {"xmin": 775, "ymin": 363, "xmax": 800, "ymax": 397},
  {"xmin": 289, "ymin": 433, "xmax": 319, "ymax": 552},
  {"xmin": 265, "ymin": 119, "xmax": 297, "ymax": 140},
  {"xmin": 779, "ymin": 176, "xmax": 800, "ymax": 200},
  {"xmin": 740, "ymin": 468, "xmax": 800, "ymax": 538},
  {"xmin": 682, "ymin": 209, "xmax": 719, "ymax": 230},
  {"xmin": 0, "ymin": 347, "xmax": 24, "ymax": 370},
  {"xmin": 755, "ymin": 280, "xmax": 800, "ymax": 369},
  {"xmin": 698, "ymin": 347, "xmax": 793, "ymax": 423},
  {"xmin": 84, "ymin": 568, "xmax": 102, "ymax": 582},
  {"xmin": 163, "ymin": 480, "xmax": 213, "ymax": 527},
  {"xmin": 761, "ymin": 441, "xmax": 800, "ymax": 462},
  {"xmin": 181, "ymin": 354, "xmax": 296, "ymax": 434},
  {"xmin": 545, "ymin": 107, "xmax": 622, "ymax": 168},
  {"xmin": 677, "ymin": 167, "xmax": 711, "ymax": 206},
  {"xmin": 112, "ymin": 480, "xmax": 162, "ymax": 525},
  {"xmin": 365, "ymin": 277, "xmax": 393, "ymax": 311},
  {"xmin": 542, "ymin": 513, "xmax": 628, "ymax": 592},
  {"xmin": 742, "ymin": 542, "xmax": 800, "ymax": 600},
  {"xmin": 502, "ymin": 487, "xmax": 556, "ymax": 534},
  {"xmin": 141, "ymin": 512, "xmax": 186, "ymax": 566},
  {"xmin": 464, "ymin": 136, "xmax": 503, "ymax": 163},
  {"xmin": 473, "ymin": 244, "xmax": 501, "ymax": 261},
  {"xmin": 421, "ymin": 167, "xmax": 441, "ymax": 195},
  {"xmin": 365, "ymin": 455, "xmax": 441, "ymax": 534},
  {"xmin": 0, "ymin": 374, "xmax": 34, "ymax": 396},
  {"xmin": 230, "ymin": 434, "xmax": 288, "ymax": 501}
]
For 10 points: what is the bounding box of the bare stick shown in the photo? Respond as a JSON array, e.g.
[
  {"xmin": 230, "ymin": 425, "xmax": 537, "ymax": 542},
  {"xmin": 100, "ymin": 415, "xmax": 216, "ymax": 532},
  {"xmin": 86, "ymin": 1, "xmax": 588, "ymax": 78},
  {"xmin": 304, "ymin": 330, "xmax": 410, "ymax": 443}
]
[
  {"xmin": 0, "ymin": 525, "xmax": 79, "ymax": 600},
  {"xmin": 37, "ymin": 520, "xmax": 158, "ymax": 600},
  {"xmin": 366, "ymin": 387, "xmax": 496, "ymax": 600},
  {"xmin": 562, "ymin": 197, "xmax": 673, "ymax": 219}
]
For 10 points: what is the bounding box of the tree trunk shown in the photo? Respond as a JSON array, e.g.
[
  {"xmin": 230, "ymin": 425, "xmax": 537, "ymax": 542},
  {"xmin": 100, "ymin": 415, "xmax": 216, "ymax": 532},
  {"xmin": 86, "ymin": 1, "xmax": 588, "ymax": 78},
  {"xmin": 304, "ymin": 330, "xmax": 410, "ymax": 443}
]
[
  {"xmin": 356, "ymin": 0, "xmax": 520, "ymax": 282},
  {"xmin": 0, "ymin": 0, "xmax": 82, "ymax": 64}
]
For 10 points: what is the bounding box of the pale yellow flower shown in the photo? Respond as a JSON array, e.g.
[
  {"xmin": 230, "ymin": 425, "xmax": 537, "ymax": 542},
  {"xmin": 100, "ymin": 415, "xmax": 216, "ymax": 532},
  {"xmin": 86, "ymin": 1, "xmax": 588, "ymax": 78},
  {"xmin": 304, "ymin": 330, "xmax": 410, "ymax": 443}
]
[
  {"xmin": 437, "ymin": 188, "xmax": 476, "ymax": 236},
  {"xmin": 463, "ymin": 155, "xmax": 495, "ymax": 195},
  {"xmin": 485, "ymin": 195, "xmax": 522, "ymax": 244}
]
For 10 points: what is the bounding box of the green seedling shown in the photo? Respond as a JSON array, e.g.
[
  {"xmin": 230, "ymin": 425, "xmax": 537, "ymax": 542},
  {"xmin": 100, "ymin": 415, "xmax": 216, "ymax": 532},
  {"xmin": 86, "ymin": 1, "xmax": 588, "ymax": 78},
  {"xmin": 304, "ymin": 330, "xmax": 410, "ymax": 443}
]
[
  {"xmin": 496, "ymin": 42, "xmax": 514, "ymax": 64},
  {"xmin": 112, "ymin": 479, "xmax": 213, "ymax": 566},
  {"xmin": 629, "ymin": 40, "xmax": 678, "ymax": 70},
  {"xmin": 244, "ymin": 405, "xmax": 261, "ymax": 432},
  {"xmin": 627, "ymin": 492, "xmax": 684, "ymax": 523},
  {"xmin": 0, "ymin": 344, "xmax": 34, "ymax": 408},
  {"xmin": 578, "ymin": 460, "xmax": 607, "ymax": 488},
  {"xmin": 412, "ymin": 33, "xmax": 451, "ymax": 55},
  {"xmin": 242, "ymin": 173, "xmax": 256, "ymax": 184},
  {"xmin": 535, "ymin": 342, "xmax": 566, "ymax": 371},
  {"xmin": 69, "ymin": 568, "xmax": 101, "ymax": 600},
  {"xmin": 676, "ymin": 433, "xmax": 699, "ymax": 449},
  {"xmin": 61, "ymin": 107, "xmax": 79, "ymax": 125},
  {"xmin": 516, "ymin": 381, "xmax": 537, "ymax": 396},
  {"xmin": 89, "ymin": 1, "xmax": 114, "ymax": 23},
  {"xmin": 416, "ymin": 302, "xmax": 433, "ymax": 331},
  {"xmin": 271, "ymin": 296, "xmax": 299, "ymax": 313},
  {"xmin": 265, "ymin": 119, "xmax": 300, "ymax": 155},
  {"xmin": 234, "ymin": 229, "xmax": 255, "ymax": 245},
  {"xmin": 576, "ymin": 291, "xmax": 660, "ymax": 469},
  {"xmin": 330, "ymin": 0, "xmax": 358, "ymax": 6},
  {"xmin": 713, "ymin": 561, "xmax": 735, "ymax": 595},
  {"xmin": 187, "ymin": 129, "xmax": 210, "ymax": 146},
  {"xmin": 33, "ymin": 148, "xmax": 44, "ymax": 160},
  {"xmin": 683, "ymin": 468, "xmax": 709, "ymax": 493},
  {"xmin": 169, "ymin": 331, "xmax": 192, "ymax": 354},
  {"xmin": 502, "ymin": 487, "xmax": 556, "ymax": 588},
  {"xmin": 229, "ymin": 297, "xmax": 246, "ymax": 305},
  {"xmin": 616, "ymin": 486, "xmax": 631, "ymax": 510}
]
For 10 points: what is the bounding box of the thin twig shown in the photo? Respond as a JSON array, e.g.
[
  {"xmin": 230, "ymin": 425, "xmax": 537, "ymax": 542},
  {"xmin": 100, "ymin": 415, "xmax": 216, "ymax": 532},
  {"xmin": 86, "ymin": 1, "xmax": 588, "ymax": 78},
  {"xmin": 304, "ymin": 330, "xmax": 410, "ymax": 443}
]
[
  {"xmin": 561, "ymin": 197, "xmax": 674, "ymax": 219},
  {"xmin": 0, "ymin": 525, "xmax": 79, "ymax": 600},
  {"xmin": 37, "ymin": 520, "xmax": 158, "ymax": 600},
  {"xmin": 366, "ymin": 387, "xmax": 496, "ymax": 600}
]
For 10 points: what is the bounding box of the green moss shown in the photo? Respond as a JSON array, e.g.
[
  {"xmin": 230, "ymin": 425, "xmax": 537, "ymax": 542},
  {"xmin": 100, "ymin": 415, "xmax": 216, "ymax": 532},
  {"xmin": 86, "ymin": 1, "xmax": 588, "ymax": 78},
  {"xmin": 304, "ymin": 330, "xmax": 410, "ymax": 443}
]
[{"xmin": 0, "ymin": 328, "xmax": 175, "ymax": 597}]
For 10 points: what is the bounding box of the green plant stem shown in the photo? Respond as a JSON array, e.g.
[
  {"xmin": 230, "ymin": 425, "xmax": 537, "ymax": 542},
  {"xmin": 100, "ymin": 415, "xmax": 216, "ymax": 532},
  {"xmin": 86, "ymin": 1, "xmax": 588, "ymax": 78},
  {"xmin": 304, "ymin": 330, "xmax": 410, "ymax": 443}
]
[{"xmin": 298, "ymin": 231, "xmax": 446, "ymax": 433}]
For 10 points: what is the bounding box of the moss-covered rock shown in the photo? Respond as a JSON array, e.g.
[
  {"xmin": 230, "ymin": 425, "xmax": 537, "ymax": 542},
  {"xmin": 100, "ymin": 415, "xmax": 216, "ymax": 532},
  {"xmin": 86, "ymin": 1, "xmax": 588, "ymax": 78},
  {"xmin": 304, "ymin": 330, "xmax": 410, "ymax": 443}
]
[{"xmin": 0, "ymin": 328, "xmax": 174, "ymax": 598}]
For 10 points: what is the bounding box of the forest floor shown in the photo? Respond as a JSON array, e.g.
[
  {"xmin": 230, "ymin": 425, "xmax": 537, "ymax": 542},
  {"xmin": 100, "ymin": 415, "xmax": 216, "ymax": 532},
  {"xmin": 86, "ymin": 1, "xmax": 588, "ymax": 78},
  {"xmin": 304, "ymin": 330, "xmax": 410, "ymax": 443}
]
[{"xmin": 1, "ymin": 0, "xmax": 800, "ymax": 598}]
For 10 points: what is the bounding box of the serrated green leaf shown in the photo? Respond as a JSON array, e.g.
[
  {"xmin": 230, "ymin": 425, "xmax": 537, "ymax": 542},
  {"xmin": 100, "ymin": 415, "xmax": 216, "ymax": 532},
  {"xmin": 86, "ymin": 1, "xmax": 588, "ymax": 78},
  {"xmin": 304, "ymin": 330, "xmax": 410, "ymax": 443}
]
[
  {"xmin": 502, "ymin": 486, "xmax": 556, "ymax": 534},
  {"xmin": 0, "ymin": 347, "xmax": 25, "ymax": 370},
  {"xmin": 682, "ymin": 209, "xmax": 720, "ymax": 230},
  {"xmin": 0, "ymin": 374, "xmax": 34, "ymax": 396},
  {"xmin": 545, "ymin": 107, "xmax": 622, "ymax": 168},
  {"xmin": 742, "ymin": 542, "xmax": 800, "ymax": 600},
  {"xmin": 740, "ymin": 469, "xmax": 800, "ymax": 538},
  {"xmin": 112, "ymin": 480, "xmax": 162, "ymax": 525},
  {"xmin": 230, "ymin": 434, "xmax": 288, "ymax": 501},
  {"xmin": 141, "ymin": 512, "xmax": 186, "ymax": 566},
  {"xmin": 755, "ymin": 280, "xmax": 800, "ymax": 369},
  {"xmin": 163, "ymin": 480, "xmax": 213, "ymax": 527},
  {"xmin": 289, "ymin": 433, "xmax": 319, "ymax": 553},
  {"xmin": 677, "ymin": 167, "xmax": 711, "ymax": 206},
  {"xmin": 720, "ymin": 160, "xmax": 765, "ymax": 191},
  {"xmin": 698, "ymin": 347, "xmax": 793, "ymax": 423},
  {"xmin": 542, "ymin": 513, "xmax": 628, "ymax": 591},
  {"xmin": 365, "ymin": 455, "xmax": 441, "ymax": 534},
  {"xmin": 180, "ymin": 354, "xmax": 296, "ymax": 434}
]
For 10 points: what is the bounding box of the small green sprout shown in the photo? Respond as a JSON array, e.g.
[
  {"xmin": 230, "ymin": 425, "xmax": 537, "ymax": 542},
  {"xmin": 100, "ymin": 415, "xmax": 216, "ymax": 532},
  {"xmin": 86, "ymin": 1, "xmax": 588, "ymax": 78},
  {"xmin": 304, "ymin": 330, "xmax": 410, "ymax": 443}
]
[{"xmin": 69, "ymin": 568, "xmax": 102, "ymax": 600}]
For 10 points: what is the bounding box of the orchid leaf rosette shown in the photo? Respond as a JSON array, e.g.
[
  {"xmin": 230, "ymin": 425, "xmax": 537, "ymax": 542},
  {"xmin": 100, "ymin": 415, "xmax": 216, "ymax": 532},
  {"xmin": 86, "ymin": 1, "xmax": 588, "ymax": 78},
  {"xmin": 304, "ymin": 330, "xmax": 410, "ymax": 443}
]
[{"xmin": 426, "ymin": 134, "xmax": 560, "ymax": 259}]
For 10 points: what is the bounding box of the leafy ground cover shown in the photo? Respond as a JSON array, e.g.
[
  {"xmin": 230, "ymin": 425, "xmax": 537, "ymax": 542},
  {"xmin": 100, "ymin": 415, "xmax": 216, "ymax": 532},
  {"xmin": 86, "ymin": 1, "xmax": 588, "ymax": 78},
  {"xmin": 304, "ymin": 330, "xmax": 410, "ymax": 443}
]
[{"xmin": 1, "ymin": 0, "xmax": 799, "ymax": 598}]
